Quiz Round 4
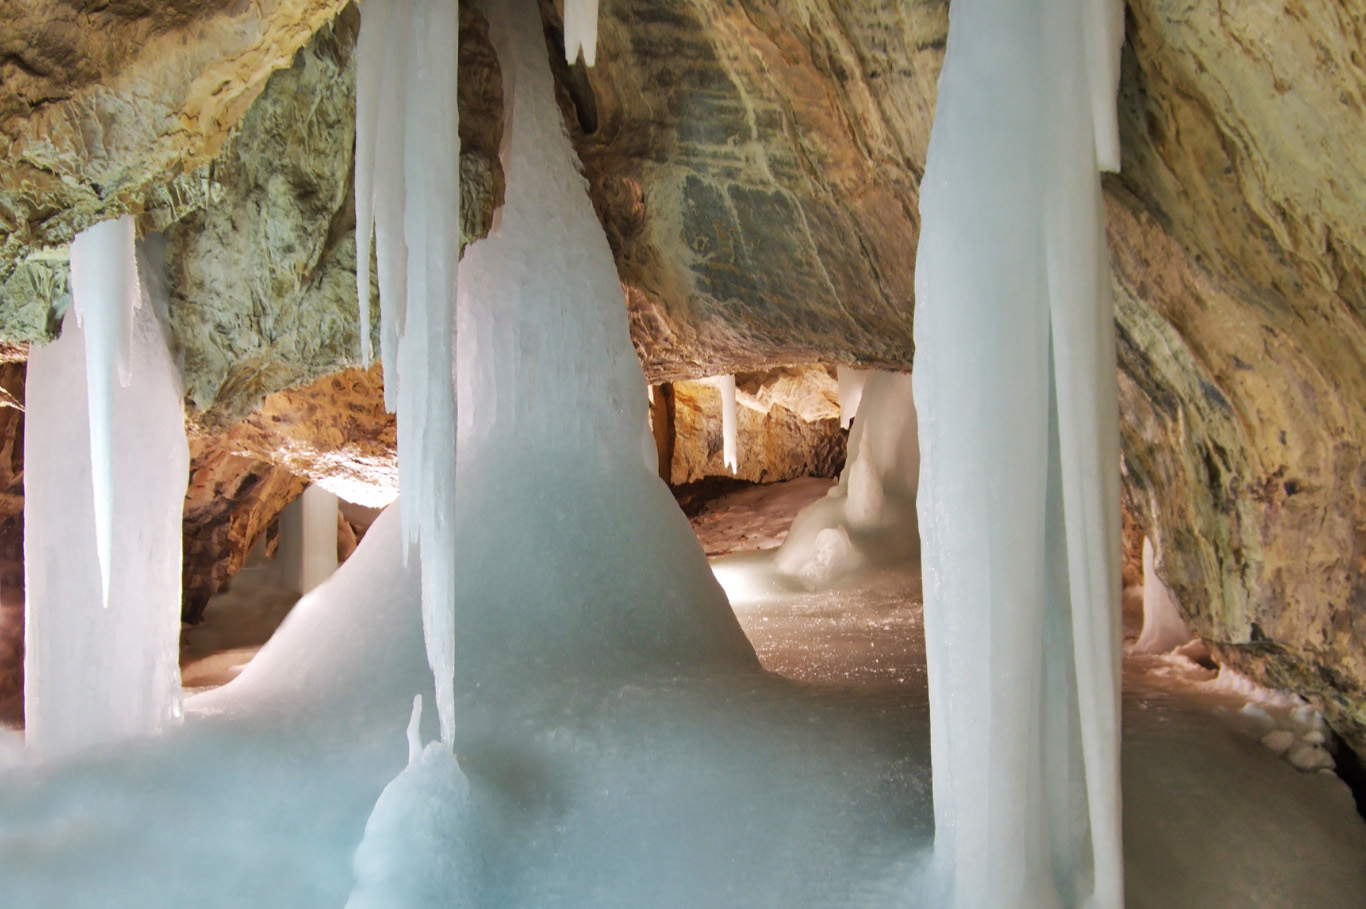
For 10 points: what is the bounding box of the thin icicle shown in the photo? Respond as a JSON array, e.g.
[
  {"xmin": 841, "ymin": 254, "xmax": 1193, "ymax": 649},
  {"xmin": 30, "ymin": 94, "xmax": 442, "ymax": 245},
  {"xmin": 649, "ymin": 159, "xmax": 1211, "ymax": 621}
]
[
  {"xmin": 69, "ymin": 215, "xmax": 141, "ymax": 609},
  {"xmin": 353, "ymin": 0, "xmax": 392, "ymax": 367},
  {"xmin": 719, "ymin": 374, "xmax": 738, "ymax": 473},
  {"xmin": 356, "ymin": 0, "xmax": 461, "ymax": 748}
]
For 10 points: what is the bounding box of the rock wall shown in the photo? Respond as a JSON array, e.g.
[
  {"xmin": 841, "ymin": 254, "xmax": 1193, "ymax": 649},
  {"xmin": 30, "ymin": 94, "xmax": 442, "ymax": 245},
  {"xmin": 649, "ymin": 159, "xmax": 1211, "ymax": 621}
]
[{"xmin": 669, "ymin": 366, "xmax": 847, "ymax": 485}]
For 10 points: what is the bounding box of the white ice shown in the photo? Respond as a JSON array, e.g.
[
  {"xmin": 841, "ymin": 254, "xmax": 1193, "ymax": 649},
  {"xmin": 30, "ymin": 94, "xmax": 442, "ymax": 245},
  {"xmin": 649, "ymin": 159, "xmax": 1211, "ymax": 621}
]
[
  {"xmin": 563, "ymin": 0, "xmax": 600, "ymax": 66},
  {"xmin": 837, "ymin": 365, "xmax": 868, "ymax": 430},
  {"xmin": 720, "ymin": 373, "xmax": 738, "ymax": 473},
  {"xmin": 911, "ymin": 0, "xmax": 1124, "ymax": 903},
  {"xmin": 276, "ymin": 484, "xmax": 341, "ymax": 595},
  {"xmin": 355, "ymin": 0, "xmax": 461, "ymax": 747},
  {"xmin": 1134, "ymin": 536, "xmax": 1190, "ymax": 653},
  {"xmin": 24, "ymin": 234, "xmax": 188, "ymax": 757},
  {"xmin": 68, "ymin": 215, "xmax": 141, "ymax": 608}
]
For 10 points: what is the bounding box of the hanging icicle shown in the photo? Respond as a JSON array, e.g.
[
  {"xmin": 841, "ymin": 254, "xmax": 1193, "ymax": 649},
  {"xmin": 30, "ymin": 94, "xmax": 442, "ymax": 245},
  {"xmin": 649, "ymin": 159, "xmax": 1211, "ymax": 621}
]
[
  {"xmin": 563, "ymin": 0, "xmax": 600, "ymax": 66},
  {"xmin": 719, "ymin": 374, "xmax": 738, "ymax": 473},
  {"xmin": 354, "ymin": 0, "xmax": 461, "ymax": 748}
]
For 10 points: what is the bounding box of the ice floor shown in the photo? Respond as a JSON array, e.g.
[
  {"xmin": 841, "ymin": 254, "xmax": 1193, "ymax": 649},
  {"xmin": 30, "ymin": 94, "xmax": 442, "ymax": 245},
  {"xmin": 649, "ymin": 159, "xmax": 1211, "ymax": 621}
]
[{"xmin": 0, "ymin": 480, "xmax": 1364, "ymax": 907}]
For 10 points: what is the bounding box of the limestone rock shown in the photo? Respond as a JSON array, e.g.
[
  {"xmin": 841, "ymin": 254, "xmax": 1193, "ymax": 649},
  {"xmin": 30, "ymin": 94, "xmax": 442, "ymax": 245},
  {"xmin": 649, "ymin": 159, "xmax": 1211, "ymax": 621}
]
[{"xmin": 670, "ymin": 366, "xmax": 847, "ymax": 486}]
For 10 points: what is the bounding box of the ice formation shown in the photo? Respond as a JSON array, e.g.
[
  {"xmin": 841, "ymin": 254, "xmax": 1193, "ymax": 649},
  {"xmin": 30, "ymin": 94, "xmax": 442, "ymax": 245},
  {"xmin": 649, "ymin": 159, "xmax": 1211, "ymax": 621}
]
[
  {"xmin": 720, "ymin": 373, "xmax": 738, "ymax": 473},
  {"xmin": 68, "ymin": 215, "xmax": 141, "ymax": 608},
  {"xmin": 276, "ymin": 485, "xmax": 341, "ymax": 595},
  {"xmin": 562, "ymin": 0, "xmax": 600, "ymax": 66},
  {"xmin": 770, "ymin": 370, "xmax": 918, "ymax": 588},
  {"xmin": 1135, "ymin": 536, "xmax": 1190, "ymax": 653},
  {"xmin": 354, "ymin": 0, "xmax": 461, "ymax": 747},
  {"xmin": 837, "ymin": 365, "xmax": 868, "ymax": 430},
  {"xmin": 24, "ymin": 235, "xmax": 188, "ymax": 757},
  {"xmin": 912, "ymin": 0, "xmax": 1126, "ymax": 903}
]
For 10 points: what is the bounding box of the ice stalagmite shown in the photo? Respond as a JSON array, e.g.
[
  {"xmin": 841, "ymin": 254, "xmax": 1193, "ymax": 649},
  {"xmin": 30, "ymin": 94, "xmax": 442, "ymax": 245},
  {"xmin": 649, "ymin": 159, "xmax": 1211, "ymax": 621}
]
[
  {"xmin": 912, "ymin": 0, "xmax": 1125, "ymax": 905},
  {"xmin": 720, "ymin": 373, "xmax": 738, "ymax": 473},
  {"xmin": 563, "ymin": 0, "xmax": 600, "ymax": 66},
  {"xmin": 68, "ymin": 215, "xmax": 140, "ymax": 608},
  {"xmin": 354, "ymin": 0, "xmax": 460, "ymax": 747},
  {"xmin": 1136, "ymin": 536, "xmax": 1189, "ymax": 653},
  {"xmin": 25, "ymin": 235, "xmax": 189, "ymax": 757}
]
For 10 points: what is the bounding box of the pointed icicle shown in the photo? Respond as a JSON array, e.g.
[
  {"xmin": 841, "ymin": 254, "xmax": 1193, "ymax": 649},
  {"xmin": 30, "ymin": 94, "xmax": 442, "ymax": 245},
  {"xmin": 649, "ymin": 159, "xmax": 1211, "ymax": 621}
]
[
  {"xmin": 354, "ymin": 0, "xmax": 393, "ymax": 367},
  {"xmin": 356, "ymin": 0, "xmax": 460, "ymax": 748},
  {"xmin": 69, "ymin": 215, "xmax": 141, "ymax": 609},
  {"xmin": 719, "ymin": 374, "xmax": 738, "ymax": 474}
]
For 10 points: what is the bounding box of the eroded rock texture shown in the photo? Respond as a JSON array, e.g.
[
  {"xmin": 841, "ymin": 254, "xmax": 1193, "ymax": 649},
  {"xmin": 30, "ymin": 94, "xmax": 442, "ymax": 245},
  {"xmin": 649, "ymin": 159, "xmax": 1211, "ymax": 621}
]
[{"xmin": 553, "ymin": 0, "xmax": 945, "ymax": 380}]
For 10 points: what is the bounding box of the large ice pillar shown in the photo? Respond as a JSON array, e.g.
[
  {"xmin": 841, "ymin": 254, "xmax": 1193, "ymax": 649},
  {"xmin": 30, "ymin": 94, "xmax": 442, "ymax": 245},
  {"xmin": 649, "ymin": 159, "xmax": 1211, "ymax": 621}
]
[
  {"xmin": 912, "ymin": 0, "xmax": 1125, "ymax": 904},
  {"xmin": 562, "ymin": 0, "xmax": 600, "ymax": 66},
  {"xmin": 354, "ymin": 0, "xmax": 461, "ymax": 747},
  {"xmin": 1135, "ymin": 537, "xmax": 1189, "ymax": 653},
  {"xmin": 24, "ymin": 238, "xmax": 189, "ymax": 757},
  {"xmin": 276, "ymin": 485, "xmax": 340, "ymax": 595}
]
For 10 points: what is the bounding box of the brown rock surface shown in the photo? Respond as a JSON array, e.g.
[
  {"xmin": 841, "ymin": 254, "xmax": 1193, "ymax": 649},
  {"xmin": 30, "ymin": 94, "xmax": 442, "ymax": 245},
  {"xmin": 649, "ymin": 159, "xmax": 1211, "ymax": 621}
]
[{"xmin": 670, "ymin": 366, "xmax": 847, "ymax": 485}]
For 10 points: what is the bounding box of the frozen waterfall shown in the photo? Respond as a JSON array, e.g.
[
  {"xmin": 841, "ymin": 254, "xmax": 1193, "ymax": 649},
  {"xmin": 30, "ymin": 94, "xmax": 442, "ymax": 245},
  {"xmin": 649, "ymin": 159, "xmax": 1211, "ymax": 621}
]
[
  {"xmin": 912, "ymin": 0, "xmax": 1126, "ymax": 904},
  {"xmin": 24, "ymin": 235, "xmax": 188, "ymax": 757},
  {"xmin": 354, "ymin": 0, "xmax": 461, "ymax": 747},
  {"xmin": 1135, "ymin": 536, "xmax": 1189, "ymax": 654}
]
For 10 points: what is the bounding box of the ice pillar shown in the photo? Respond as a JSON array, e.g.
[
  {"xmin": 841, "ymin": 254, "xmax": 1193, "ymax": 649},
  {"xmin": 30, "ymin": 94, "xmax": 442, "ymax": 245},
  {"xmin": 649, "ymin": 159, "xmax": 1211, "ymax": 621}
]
[
  {"xmin": 277, "ymin": 485, "xmax": 341, "ymax": 595},
  {"xmin": 24, "ymin": 237, "xmax": 189, "ymax": 757},
  {"xmin": 837, "ymin": 366, "xmax": 868, "ymax": 430},
  {"xmin": 912, "ymin": 0, "xmax": 1124, "ymax": 905},
  {"xmin": 355, "ymin": 0, "xmax": 461, "ymax": 748}
]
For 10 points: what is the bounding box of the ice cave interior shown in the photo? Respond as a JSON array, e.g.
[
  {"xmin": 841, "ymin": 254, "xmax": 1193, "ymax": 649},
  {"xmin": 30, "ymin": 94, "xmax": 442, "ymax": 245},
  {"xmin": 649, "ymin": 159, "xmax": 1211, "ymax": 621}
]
[{"xmin": 2, "ymin": 0, "xmax": 1366, "ymax": 906}]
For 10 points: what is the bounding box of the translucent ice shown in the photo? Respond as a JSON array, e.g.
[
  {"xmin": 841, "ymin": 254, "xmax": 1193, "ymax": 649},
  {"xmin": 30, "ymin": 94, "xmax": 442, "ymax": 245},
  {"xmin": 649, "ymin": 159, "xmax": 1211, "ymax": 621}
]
[
  {"xmin": 68, "ymin": 215, "xmax": 141, "ymax": 608},
  {"xmin": 355, "ymin": 0, "xmax": 460, "ymax": 747},
  {"xmin": 1135, "ymin": 536, "xmax": 1190, "ymax": 653},
  {"xmin": 912, "ymin": 0, "xmax": 1124, "ymax": 903},
  {"xmin": 25, "ymin": 236, "xmax": 188, "ymax": 757},
  {"xmin": 720, "ymin": 373, "xmax": 738, "ymax": 473},
  {"xmin": 276, "ymin": 484, "xmax": 340, "ymax": 595}
]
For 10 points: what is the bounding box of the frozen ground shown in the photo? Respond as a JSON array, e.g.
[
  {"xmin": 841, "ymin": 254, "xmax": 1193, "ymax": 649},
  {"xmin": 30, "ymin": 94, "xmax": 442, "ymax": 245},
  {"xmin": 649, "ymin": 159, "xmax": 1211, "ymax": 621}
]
[{"xmin": 0, "ymin": 481, "xmax": 1363, "ymax": 906}]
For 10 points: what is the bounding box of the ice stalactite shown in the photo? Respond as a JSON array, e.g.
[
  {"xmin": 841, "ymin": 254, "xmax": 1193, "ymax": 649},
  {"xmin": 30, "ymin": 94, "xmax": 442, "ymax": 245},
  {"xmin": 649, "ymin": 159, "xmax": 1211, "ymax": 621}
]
[
  {"xmin": 68, "ymin": 215, "xmax": 141, "ymax": 608},
  {"xmin": 911, "ymin": 0, "xmax": 1125, "ymax": 904},
  {"xmin": 720, "ymin": 373, "xmax": 738, "ymax": 473},
  {"xmin": 1135, "ymin": 537, "xmax": 1189, "ymax": 653},
  {"xmin": 563, "ymin": 0, "xmax": 600, "ymax": 66},
  {"xmin": 25, "ymin": 234, "xmax": 189, "ymax": 757},
  {"xmin": 837, "ymin": 366, "xmax": 868, "ymax": 430},
  {"xmin": 354, "ymin": 0, "xmax": 460, "ymax": 748}
]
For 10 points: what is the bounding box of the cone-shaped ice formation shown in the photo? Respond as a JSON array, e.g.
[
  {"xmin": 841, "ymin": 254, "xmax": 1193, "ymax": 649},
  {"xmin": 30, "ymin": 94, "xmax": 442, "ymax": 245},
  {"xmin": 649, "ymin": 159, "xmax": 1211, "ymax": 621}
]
[
  {"xmin": 68, "ymin": 215, "xmax": 141, "ymax": 608},
  {"xmin": 563, "ymin": 0, "xmax": 600, "ymax": 66},
  {"xmin": 355, "ymin": 0, "xmax": 461, "ymax": 747},
  {"xmin": 1136, "ymin": 536, "xmax": 1189, "ymax": 654},
  {"xmin": 24, "ymin": 237, "xmax": 188, "ymax": 757},
  {"xmin": 912, "ymin": 0, "xmax": 1125, "ymax": 904},
  {"xmin": 720, "ymin": 374, "xmax": 738, "ymax": 473}
]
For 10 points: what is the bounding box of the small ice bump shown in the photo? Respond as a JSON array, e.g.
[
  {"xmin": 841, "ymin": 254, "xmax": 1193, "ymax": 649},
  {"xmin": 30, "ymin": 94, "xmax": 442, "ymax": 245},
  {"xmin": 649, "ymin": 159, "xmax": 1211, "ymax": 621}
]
[
  {"xmin": 1302, "ymin": 729, "xmax": 1327, "ymax": 746},
  {"xmin": 1286, "ymin": 740, "xmax": 1335, "ymax": 772},
  {"xmin": 1240, "ymin": 703, "xmax": 1273, "ymax": 726},
  {"xmin": 1260, "ymin": 730, "xmax": 1295, "ymax": 755}
]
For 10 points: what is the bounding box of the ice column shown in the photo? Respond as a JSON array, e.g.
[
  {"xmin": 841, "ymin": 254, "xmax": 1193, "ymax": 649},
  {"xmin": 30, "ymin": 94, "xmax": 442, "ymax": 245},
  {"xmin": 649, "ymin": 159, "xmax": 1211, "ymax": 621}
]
[
  {"xmin": 276, "ymin": 485, "xmax": 341, "ymax": 595},
  {"xmin": 68, "ymin": 215, "xmax": 141, "ymax": 608},
  {"xmin": 1135, "ymin": 536, "xmax": 1189, "ymax": 653},
  {"xmin": 912, "ymin": 0, "xmax": 1125, "ymax": 905},
  {"xmin": 354, "ymin": 0, "xmax": 461, "ymax": 747},
  {"xmin": 25, "ymin": 236, "xmax": 189, "ymax": 757},
  {"xmin": 563, "ymin": 0, "xmax": 600, "ymax": 66},
  {"xmin": 720, "ymin": 374, "xmax": 738, "ymax": 473}
]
